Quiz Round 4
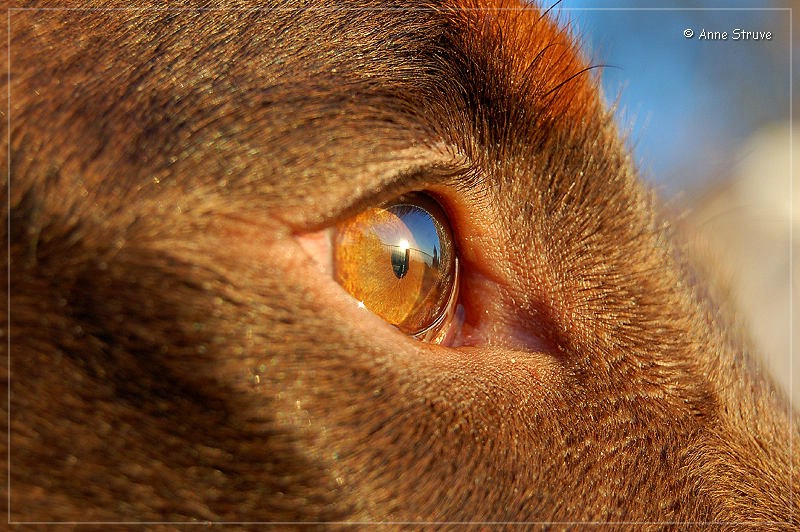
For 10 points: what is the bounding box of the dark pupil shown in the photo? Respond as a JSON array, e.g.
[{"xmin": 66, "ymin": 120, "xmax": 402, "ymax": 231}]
[{"xmin": 390, "ymin": 245, "xmax": 410, "ymax": 279}]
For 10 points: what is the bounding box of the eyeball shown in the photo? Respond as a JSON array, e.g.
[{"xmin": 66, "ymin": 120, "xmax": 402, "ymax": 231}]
[{"xmin": 333, "ymin": 193, "xmax": 459, "ymax": 342}]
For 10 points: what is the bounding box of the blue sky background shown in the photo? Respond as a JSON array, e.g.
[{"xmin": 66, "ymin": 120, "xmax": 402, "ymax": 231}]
[{"xmin": 557, "ymin": 0, "xmax": 793, "ymax": 196}]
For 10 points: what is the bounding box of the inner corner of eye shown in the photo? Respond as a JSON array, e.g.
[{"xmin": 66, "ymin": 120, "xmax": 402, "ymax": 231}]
[
  {"xmin": 296, "ymin": 228, "xmax": 335, "ymax": 276},
  {"xmin": 302, "ymin": 192, "xmax": 461, "ymax": 343}
]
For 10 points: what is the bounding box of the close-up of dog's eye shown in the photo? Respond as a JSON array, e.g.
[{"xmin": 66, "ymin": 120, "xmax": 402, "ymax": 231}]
[
  {"xmin": 9, "ymin": 2, "xmax": 796, "ymax": 526},
  {"xmin": 332, "ymin": 193, "xmax": 460, "ymax": 343}
]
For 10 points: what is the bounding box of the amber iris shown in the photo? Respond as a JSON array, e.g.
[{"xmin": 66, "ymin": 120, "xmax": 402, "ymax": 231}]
[{"xmin": 333, "ymin": 193, "xmax": 457, "ymax": 337}]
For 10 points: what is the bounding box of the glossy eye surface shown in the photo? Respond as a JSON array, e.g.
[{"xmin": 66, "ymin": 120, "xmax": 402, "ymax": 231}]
[{"xmin": 333, "ymin": 193, "xmax": 459, "ymax": 341}]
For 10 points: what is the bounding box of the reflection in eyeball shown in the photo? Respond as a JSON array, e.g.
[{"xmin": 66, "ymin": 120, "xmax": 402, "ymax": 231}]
[{"xmin": 333, "ymin": 193, "xmax": 459, "ymax": 341}]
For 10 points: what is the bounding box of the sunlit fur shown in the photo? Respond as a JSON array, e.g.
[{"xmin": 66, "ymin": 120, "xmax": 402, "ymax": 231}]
[{"xmin": 5, "ymin": 0, "xmax": 798, "ymax": 526}]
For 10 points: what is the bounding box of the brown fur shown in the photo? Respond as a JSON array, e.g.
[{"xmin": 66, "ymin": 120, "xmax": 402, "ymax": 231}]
[{"xmin": 4, "ymin": 0, "xmax": 798, "ymax": 527}]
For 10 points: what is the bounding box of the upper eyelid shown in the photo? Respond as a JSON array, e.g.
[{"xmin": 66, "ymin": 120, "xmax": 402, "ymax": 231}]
[{"xmin": 286, "ymin": 155, "xmax": 475, "ymax": 235}]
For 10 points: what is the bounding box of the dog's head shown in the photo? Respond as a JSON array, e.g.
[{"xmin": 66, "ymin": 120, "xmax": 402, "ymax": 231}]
[{"xmin": 7, "ymin": 0, "xmax": 798, "ymax": 525}]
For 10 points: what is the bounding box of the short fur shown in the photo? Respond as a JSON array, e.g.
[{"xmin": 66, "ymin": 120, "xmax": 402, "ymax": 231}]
[{"xmin": 4, "ymin": 0, "xmax": 798, "ymax": 527}]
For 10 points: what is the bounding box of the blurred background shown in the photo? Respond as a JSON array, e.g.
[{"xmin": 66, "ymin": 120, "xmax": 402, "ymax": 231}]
[{"xmin": 557, "ymin": 0, "xmax": 798, "ymax": 406}]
